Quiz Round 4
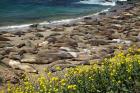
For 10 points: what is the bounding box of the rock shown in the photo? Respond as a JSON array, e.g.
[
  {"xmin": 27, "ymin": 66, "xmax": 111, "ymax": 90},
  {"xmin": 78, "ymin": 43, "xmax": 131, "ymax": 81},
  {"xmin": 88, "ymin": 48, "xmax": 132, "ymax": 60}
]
[
  {"xmin": 17, "ymin": 64, "xmax": 38, "ymax": 73},
  {"xmin": 30, "ymin": 24, "xmax": 39, "ymax": 28},
  {"xmin": 37, "ymin": 41, "xmax": 48, "ymax": 47},
  {"xmin": 38, "ymin": 51, "xmax": 60, "ymax": 63},
  {"xmin": 88, "ymin": 39, "xmax": 110, "ymax": 46},
  {"xmin": 50, "ymin": 64, "xmax": 76, "ymax": 72},
  {"xmin": 0, "ymin": 36, "xmax": 10, "ymax": 41},
  {"xmin": 67, "ymin": 52, "xmax": 78, "ymax": 58},
  {"xmin": 2, "ymin": 33, "xmax": 15, "ymax": 37},
  {"xmin": 60, "ymin": 47, "xmax": 72, "ymax": 52},
  {"xmin": 25, "ymin": 40, "xmax": 32, "ymax": 47},
  {"xmin": 0, "ymin": 76, "xmax": 3, "ymax": 85},
  {"xmin": 111, "ymin": 24, "xmax": 123, "ymax": 30},
  {"xmin": 0, "ymin": 42, "xmax": 13, "ymax": 48},
  {"xmin": 17, "ymin": 43, "xmax": 26, "ymax": 48},
  {"xmin": 51, "ymin": 27, "xmax": 64, "ymax": 32},
  {"xmin": 4, "ymin": 47, "xmax": 17, "ymax": 54},
  {"xmin": 36, "ymin": 26, "xmax": 46, "ymax": 31},
  {"xmin": 123, "ymin": 12, "xmax": 134, "ymax": 17},
  {"xmin": 66, "ymin": 39, "xmax": 78, "ymax": 48},
  {"xmin": 38, "ymin": 50, "xmax": 76, "ymax": 63},
  {"xmin": 4, "ymin": 59, "xmax": 21, "ymax": 69},
  {"xmin": 78, "ymin": 60, "xmax": 90, "ymax": 65},
  {"xmin": 112, "ymin": 39, "xmax": 132, "ymax": 45},
  {"xmin": 67, "ymin": 60, "xmax": 90, "ymax": 65},
  {"xmin": 58, "ymin": 51, "xmax": 74, "ymax": 59},
  {"xmin": 9, "ymin": 52, "xmax": 22, "ymax": 60},
  {"xmin": 20, "ymin": 48, "xmax": 38, "ymax": 54},
  {"xmin": 2, "ymin": 59, "xmax": 37, "ymax": 73},
  {"xmin": 13, "ymin": 31, "xmax": 25, "ymax": 37},
  {"xmin": 0, "ymin": 54, "xmax": 4, "ymax": 60},
  {"xmin": 35, "ymin": 33, "xmax": 44, "ymax": 38},
  {"xmin": 49, "ymin": 33, "xmax": 61, "ymax": 37},
  {"xmin": 74, "ymin": 53, "xmax": 91, "ymax": 61},
  {"xmin": 48, "ymin": 60, "xmax": 71, "ymax": 67},
  {"xmin": 59, "ymin": 47, "xmax": 78, "ymax": 52},
  {"xmin": 99, "ymin": 12, "xmax": 106, "ymax": 15},
  {"xmin": 45, "ymin": 37, "xmax": 57, "ymax": 44},
  {"xmin": 10, "ymin": 76, "xmax": 19, "ymax": 84},
  {"xmin": 84, "ymin": 16, "xmax": 92, "ymax": 20},
  {"xmin": 21, "ymin": 55, "xmax": 38, "ymax": 63}
]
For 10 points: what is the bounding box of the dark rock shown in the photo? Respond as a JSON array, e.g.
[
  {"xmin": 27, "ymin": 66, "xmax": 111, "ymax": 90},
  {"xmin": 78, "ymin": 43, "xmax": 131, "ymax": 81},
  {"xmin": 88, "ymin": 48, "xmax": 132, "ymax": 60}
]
[
  {"xmin": 84, "ymin": 17, "xmax": 92, "ymax": 20},
  {"xmin": 99, "ymin": 12, "xmax": 106, "ymax": 15},
  {"xmin": 10, "ymin": 76, "xmax": 19, "ymax": 84},
  {"xmin": 4, "ymin": 47, "xmax": 17, "ymax": 54},
  {"xmin": 58, "ymin": 51, "xmax": 73, "ymax": 59},
  {"xmin": 66, "ymin": 39, "xmax": 78, "ymax": 48},
  {"xmin": 17, "ymin": 43, "xmax": 26, "ymax": 48},
  {"xmin": 49, "ymin": 33, "xmax": 61, "ymax": 37},
  {"xmin": 0, "ymin": 36, "xmax": 10, "ymax": 41},
  {"xmin": 45, "ymin": 37, "xmax": 57, "ymax": 44},
  {"xmin": 0, "ymin": 76, "xmax": 3, "ymax": 85},
  {"xmin": 88, "ymin": 39, "xmax": 109, "ymax": 46},
  {"xmin": 30, "ymin": 24, "xmax": 39, "ymax": 28},
  {"xmin": 0, "ymin": 54, "xmax": 4, "ymax": 60},
  {"xmin": 14, "ymin": 31, "xmax": 25, "ymax": 37},
  {"xmin": 20, "ymin": 48, "xmax": 38, "ymax": 54},
  {"xmin": 38, "ymin": 51, "xmax": 60, "ymax": 63},
  {"xmin": 35, "ymin": 33, "xmax": 44, "ymax": 38},
  {"xmin": 18, "ymin": 50, "xmax": 26, "ymax": 55}
]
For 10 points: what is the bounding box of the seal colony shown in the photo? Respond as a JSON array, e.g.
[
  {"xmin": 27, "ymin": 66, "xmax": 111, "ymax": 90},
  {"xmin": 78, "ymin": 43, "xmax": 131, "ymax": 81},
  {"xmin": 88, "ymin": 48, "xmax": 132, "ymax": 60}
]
[{"xmin": 0, "ymin": 0, "xmax": 140, "ymax": 85}]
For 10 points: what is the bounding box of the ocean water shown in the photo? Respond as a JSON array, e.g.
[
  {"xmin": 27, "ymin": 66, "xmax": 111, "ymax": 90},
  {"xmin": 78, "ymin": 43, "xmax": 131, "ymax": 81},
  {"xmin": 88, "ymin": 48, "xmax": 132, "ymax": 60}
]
[{"xmin": 0, "ymin": 0, "xmax": 116, "ymax": 27}]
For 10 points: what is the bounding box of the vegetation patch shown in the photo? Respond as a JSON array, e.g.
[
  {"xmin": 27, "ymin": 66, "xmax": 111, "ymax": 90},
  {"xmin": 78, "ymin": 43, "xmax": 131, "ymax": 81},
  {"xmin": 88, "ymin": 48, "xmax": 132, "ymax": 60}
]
[{"xmin": 2, "ymin": 47, "xmax": 140, "ymax": 93}]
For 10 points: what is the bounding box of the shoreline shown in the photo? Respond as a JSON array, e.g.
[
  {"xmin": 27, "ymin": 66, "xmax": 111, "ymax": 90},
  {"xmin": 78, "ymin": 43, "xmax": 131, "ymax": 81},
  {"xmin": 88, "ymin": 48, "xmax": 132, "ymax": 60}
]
[
  {"xmin": 0, "ymin": 8, "xmax": 110, "ymax": 32},
  {"xmin": 0, "ymin": 0, "xmax": 128, "ymax": 32}
]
